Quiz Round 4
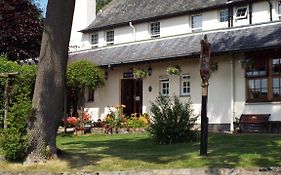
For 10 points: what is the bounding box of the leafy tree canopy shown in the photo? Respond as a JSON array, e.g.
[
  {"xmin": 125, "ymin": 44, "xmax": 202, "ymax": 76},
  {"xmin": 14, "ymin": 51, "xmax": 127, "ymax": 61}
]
[
  {"xmin": 67, "ymin": 60, "xmax": 105, "ymax": 90},
  {"xmin": 97, "ymin": 0, "xmax": 112, "ymax": 13},
  {"xmin": 0, "ymin": 0, "xmax": 44, "ymax": 61}
]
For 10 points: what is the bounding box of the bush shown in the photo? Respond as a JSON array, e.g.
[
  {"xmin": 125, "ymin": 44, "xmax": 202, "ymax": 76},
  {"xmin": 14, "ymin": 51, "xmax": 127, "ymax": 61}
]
[
  {"xmin": 0, "ymin": 57, "xmax": 36, "ymax": 161},
  {"xmin": 148, "ymin": 95, "xmax": 197, "ymax": 144}
]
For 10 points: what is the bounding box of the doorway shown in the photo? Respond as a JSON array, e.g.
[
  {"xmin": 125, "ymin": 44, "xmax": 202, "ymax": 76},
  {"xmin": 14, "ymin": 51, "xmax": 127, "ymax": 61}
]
[{"xmin": 121, "ymin": 79, "xmax": 143, "ymax": 116}]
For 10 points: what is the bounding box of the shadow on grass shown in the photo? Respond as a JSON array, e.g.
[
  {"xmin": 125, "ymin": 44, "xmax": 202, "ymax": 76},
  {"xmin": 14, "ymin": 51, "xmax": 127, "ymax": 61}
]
[{"xmin": 57, "ymin": 133, "xmax": 281, "ymax": 170}]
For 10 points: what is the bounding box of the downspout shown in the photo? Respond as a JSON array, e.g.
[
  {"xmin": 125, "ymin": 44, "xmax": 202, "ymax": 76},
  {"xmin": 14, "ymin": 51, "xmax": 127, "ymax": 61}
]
[
  {"xmin": 266, "ymin": 0, "xmax": 273, "ymax": 21},
  {"xmin": 228, "ymin": 6, "xmax": 233, "ymax": 27},
  {"xmin": 129, "ymin": 21, "xmax": 136, "ymax": 41},
  {"xmin": 249, "ymin": 2, "xmax": 252, "ymax": 25},
  {"xmin": 230, "ymin": 57, "xmax": 235, "ymax": 132}
]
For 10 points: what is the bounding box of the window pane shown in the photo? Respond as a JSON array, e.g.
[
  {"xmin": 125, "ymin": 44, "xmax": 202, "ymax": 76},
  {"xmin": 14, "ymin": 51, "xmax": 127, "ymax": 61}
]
[
  {"xmin": 106, "ymin": 30, "xmax": 114, "ymax": 43},
  {"xmin": 150, "ymin": 22, "xmax": 160, "ymax": 37},
  {"xmin": 247, "ymin": 79, "xmax": 267, "ymax": 101},
  {"xmin": 273, "ymin": 78, "xmax": 281, "ymax": 98},
  {"xmin": 245, "ymin": 57, "xmax": 267, "ymax": 77},
  {"xmin": 273, "ymin": 58, "xmax": 281, "ymax": 75},
  {"xmin": 220, "ymin": 9, "xmax": 229, "ymax": 22},
  {"xmin": 236, "ymin": 7, "xmax": 247, "ymax": 18},
  {"xmin": 192, "ymin": 15, "xmax": 202, "ymax": 32},
  {"xmin": 91, "ymin": 33, "xmax": 98, "ymax": 45}
]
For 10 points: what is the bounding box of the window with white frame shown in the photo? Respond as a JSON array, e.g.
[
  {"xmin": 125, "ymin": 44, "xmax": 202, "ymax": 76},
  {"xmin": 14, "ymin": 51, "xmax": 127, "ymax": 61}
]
[
  {"xmin": 150, "ymin": 22, "xmax": 160, "ymax": 38},
  {"xmin": 235, "ymin": 6, "xmax": 248, "ymax": 19},
  {"xmin": 219, "ymin": 9, "xmax": 229, "ymax": 22},
  {"xmin": 191, "ymin": 14, "xmax": 202, "ymax": 32},
  {"xmin": 160, "ymin": 78, "xmax": 169, "ymax": 96},
  {"xmin": 105, "ymin": 30, "xmax": 114, "ymax": 45},
  {"xmin": 91, "ymin": 33, "xmax": 98, "ymax": 47},
  {"xmin": 181, "ymin": 74, "xmax": 191, "ymax": 96}
]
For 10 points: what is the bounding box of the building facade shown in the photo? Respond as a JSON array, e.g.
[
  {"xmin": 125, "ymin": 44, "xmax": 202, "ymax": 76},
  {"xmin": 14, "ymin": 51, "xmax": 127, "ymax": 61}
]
[{"xmin": 69, "ymin": 0, "xmax": 281, "ymax": 132}]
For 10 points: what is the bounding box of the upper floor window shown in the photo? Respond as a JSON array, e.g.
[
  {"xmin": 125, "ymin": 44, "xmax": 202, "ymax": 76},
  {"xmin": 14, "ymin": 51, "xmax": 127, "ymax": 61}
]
[
  {"xmin": 219, "ymin": 9, "xmax": 229, "ymax": 22},
  {"xmin": 160, "ymin": 78, "xmax": 169, "ymax": 96},
  {"xmin": 245, "ymin": 53, "xmax": 281, "ymax": 102},
  {"xmin": 105, "ymin": 30, "xmax": 114, "ymax": 45},
  {"xmin": 235, "ymin": 6, "xmax": 248, "ymax": 19},
  {"xmin": 150, "ymin": 22, "xmax": 160, "ymax": 38},
  {"xmin": 181, "ymin": 74, "xmax": 190, "ymax": 96},
  {"xmin": 91, "ymin": 33, "xmax": 98, "ymax": 48},
  {"xmin": 191, "ymin": 14, "xmax": 202, "ymax": 32}
]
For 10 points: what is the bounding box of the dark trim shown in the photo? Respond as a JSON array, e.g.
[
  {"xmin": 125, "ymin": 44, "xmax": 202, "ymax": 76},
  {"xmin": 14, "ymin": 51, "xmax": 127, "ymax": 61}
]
[
  {"xmin": 249, "ymin": 2, "xmax": 253, "ymax": 25},
  {"xmin": 228, "ymin": 6, "xmax": 233, "ymax": 27},
  {"xmin": 266, "ymin": 0, "xmax": 273, "ymax": 21},
  {"xmin": 81, "ymin": 0, "xmax": 264, "ymax": 33}
]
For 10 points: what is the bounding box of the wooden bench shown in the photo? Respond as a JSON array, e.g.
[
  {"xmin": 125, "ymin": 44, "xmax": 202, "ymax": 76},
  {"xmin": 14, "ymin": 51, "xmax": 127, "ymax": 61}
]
[
  {"xmin": 268, "ymin": 121, "xmax": 281, "ymax": 133},
  {"xmin": 239, "ymin": 114, "xmax": 270, "ymax": 133}
]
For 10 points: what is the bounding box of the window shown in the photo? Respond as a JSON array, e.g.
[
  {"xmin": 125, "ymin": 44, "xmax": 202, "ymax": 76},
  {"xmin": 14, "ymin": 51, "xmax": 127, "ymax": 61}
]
[
  {"xmin": 105, "ymin": 30, "xmax": 114, "ymax": 45},
  {"xmin": 181, "ymin": 74, "xmax": 190, "ymax": 96},
  {"xmin": 88, "ymin": 88, "xmax": 95, "ymax": 102},
  {"xmin": 91, "ymin": 33, "xmax": 98, "ymax": 47},
  {"xmin": 191, "ymin": 15, "xmax": 202, "ymax": 32},
  {"xmin": 245, "ymin": 54, "xmax": 281, "ymax": 102},
  {"xmin": 160, "ymin": 78, "xmax": 169, "ymax": 96},
  {"xmin": 235, "ymin": 6, "xmax": 248, "ymax": 19},
  {"xmin": 150, "ymin": 22, "xmax": 160, "ymax": 38},
  {"xmin": 219, "ymin": 9, "xmax": 229, "ymax": 22}
]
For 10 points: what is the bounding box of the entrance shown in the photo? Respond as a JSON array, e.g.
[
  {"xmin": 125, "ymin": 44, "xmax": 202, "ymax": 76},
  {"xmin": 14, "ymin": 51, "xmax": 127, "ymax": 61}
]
[{"xmin": 121, "ymin": 79, "xmax": 143, "ymax": 116}]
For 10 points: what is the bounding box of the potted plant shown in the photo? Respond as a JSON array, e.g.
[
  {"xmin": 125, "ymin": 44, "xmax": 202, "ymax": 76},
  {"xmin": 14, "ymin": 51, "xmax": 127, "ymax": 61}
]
[
  {"xmin": 167, "ymin": 65, "xmax": 181, "ymax": 75},
  {"xmin": 133, "ymin": 69, "xmax": 148, "ymax": 79},
  {"xmin": 210, "ymin": 62, "xmax": 218, "ymax": 72},
  {"xmin": 240, "ymin": 58, "xmax": 254, "ymax": 70}
]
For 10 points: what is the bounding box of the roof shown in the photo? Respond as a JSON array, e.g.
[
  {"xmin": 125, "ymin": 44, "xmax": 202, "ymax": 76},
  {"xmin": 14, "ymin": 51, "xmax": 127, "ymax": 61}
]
[
  {"xmin": 69, "ymin": 22, "xmax": 281, "ymax": 66},
  {"xmin": 82, "ymin": 0, "xmax": 249, "ymax": 32}
]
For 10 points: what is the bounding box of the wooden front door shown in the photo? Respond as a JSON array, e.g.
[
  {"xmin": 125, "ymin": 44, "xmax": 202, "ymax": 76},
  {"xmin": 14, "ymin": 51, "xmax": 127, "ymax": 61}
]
[{"xmin": 121, "ymin": 79, "xmax": 143, "ymax": 116}]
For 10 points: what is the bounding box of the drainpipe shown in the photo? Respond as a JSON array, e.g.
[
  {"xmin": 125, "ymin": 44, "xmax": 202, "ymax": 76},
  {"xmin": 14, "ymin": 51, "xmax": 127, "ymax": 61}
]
[
  {"xmin": 249, "ymin": 2, "xmax": 252, "ymax": 25},
  {"xmin": 230, "ymin": 57, "xmax": 235, "ymax": 132},
  {"xmin": 129, "ymin": 22, "xmax": 136, "ymax": 41},
  {"xmin": 266, "ymin": 0, "xmax": 273, "ymax": 21},
  {"xmin": 228, "ymin": 6, "xmax": 233, "ymax": 27}
]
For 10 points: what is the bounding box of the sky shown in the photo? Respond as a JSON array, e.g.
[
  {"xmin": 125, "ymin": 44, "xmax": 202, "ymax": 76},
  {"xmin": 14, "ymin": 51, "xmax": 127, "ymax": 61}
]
[{"xmin": 37, "ymin": 0, "xmax": 48, "ymax": 16}]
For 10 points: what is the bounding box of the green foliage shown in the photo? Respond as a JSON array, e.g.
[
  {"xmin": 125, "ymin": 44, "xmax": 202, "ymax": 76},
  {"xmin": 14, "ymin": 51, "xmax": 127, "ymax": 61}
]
[
  {"xmin": 0, "ymin": 128, "xmax": 29, "ymax": 161},
  {"xmin": 67, "ymin": 60, "xmax": 105, "ymax": 90},
  {"xmin": 0, "ymin": 56, "xmax": 37, "ymax": 161},
  {"xmin": 97, "ymin": 0, "xmax": 113, "ymax": 12},
  {"xmin": 148, "ymin": 95, "xmax": 197, "ymax": 144}
]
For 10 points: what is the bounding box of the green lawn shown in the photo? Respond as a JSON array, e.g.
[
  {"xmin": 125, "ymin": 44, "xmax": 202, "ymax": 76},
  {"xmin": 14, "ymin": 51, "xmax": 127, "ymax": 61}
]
[{"xmin": 1, "ymin": 133, "xmax": 281, "ymax": 172}]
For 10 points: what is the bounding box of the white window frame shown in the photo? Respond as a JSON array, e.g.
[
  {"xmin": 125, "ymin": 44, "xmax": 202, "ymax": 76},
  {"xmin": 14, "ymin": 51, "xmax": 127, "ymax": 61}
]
[
  {"xmin": 181, "ymin": 74, "xmax": 191, "ymax": 96},
  {"xmin": 191, "ymin": 14, "xmax": 202, "ymax": 32},
  {"xmin": 150, "ymin": 22, "xmax": 160, "ymax": 38},
  {"xmin": 160, "ymin": 78, "xmax": 169, "ymax": 96},
  {"xmin": 90, "ymin": 33, "xmax": 98, "ymax": 48},
  {"xmin": 105, "ymin": 30, "xmax": 114, "ymax": 45},
  {"xmin": 235, "ymin": 6, "xmax": 248, "ymax": 19},
  {"xmin": 219, "ymin": 9, "xmax": 229, "ymax": 22}
]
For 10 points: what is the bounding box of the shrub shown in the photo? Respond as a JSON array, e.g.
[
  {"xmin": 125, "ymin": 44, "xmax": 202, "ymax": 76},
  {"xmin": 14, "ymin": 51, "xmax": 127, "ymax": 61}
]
[{"xmin": 148, "ymin": 95, "xmax": 197, "ymax": 144}]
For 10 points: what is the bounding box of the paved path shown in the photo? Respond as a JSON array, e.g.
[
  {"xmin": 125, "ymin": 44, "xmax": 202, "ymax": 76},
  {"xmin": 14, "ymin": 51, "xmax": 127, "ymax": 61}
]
[{"xmin": 1, "ymin": 168, "xmax": 281, "ymax": 175}]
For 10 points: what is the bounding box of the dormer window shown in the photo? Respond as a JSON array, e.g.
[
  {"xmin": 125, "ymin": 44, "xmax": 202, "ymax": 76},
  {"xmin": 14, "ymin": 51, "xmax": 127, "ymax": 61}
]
[
  {"xmin": 105, "ymin": 30, "xmax": 114, "ymax": 45},
  {"xmin": 235, "ymin": 6, "xmax": 248, "ymax": 19},
  {"xmin": 191, "ymin": 14, "xmax": 202, "ymax": 32},
  {"xmin": 219, "ymin": 9, "xmax": 229, "ymax": 22},
  {"xmin": 150, "ymin": 22, "xmax": 160, "ymax": 38},
  {"xmin": 91, "ymin": 33, "xmax": 98, "ymax": 48}
]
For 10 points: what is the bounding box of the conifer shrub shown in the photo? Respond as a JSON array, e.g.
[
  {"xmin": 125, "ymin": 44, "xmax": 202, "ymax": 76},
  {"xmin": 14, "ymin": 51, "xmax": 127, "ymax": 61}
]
[{"xmin": 148, "ymin": 95, "xmax": 197, "ymax": 144}]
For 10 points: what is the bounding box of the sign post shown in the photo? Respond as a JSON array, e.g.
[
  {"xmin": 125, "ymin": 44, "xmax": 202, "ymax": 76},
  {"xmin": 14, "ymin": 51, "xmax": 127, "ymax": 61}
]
[{"xmin": 199, "ymin": 35, "xmax": 211, "ymax": 156}]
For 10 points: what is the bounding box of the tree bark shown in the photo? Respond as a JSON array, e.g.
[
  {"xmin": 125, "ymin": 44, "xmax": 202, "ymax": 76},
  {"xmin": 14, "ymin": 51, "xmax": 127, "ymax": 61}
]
[{"xmin": 26, "ymin": 0, "xmax": 75, "ymax": 163}]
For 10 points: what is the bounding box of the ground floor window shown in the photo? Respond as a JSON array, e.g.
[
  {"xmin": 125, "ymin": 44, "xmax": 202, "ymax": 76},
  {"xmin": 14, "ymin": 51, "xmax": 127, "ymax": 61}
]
[
  {"xmin": 160, "ymin": 78, "xmax": 169, "ymax": 96},
  {"xmin": 245, "ymin": 52, "xmax": 281, "ymax": 102},
  {"xmin": 181, "ymin": 74, "xmax": 190, "ymax": 96}
]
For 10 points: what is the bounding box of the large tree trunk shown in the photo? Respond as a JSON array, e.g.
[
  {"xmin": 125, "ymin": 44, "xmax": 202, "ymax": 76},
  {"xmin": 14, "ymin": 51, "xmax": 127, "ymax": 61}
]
[{"xmin": 26, "ymin": 0, "xmax": 75, "ymax": 163}]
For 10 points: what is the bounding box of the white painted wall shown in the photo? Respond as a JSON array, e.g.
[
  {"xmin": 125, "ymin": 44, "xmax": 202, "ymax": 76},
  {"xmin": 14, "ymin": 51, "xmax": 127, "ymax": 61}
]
[
  {"xmin": 252, "ymin": 1, "xmax": 271, "ymax": 24},
  {"xmin": 70, "ymin": 0, "xmax": 96, "ymax": 51}
]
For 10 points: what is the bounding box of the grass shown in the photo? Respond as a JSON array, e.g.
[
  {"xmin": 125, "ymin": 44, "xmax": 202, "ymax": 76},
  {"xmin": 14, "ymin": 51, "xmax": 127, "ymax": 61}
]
[{"xmin": 1, "ymin": 132, "xmax": 281, "ymax": 172}]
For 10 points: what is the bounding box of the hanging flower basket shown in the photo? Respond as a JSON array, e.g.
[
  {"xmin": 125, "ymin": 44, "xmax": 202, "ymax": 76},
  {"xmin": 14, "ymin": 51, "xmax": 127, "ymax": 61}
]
[
  {"xmin": 210, "ymin": 62, "xmax": 218, "ymax": 72},
  {"xmin": 240, "ymin": 59, "xmax": 254, "ymax": 70},
  {"xmin": 133, "ymin": 69, "xmax": 148, "ymax": 79},
  {"xmin": 167, "ymin": 66, "xmax": 181, "ymax": 75}
]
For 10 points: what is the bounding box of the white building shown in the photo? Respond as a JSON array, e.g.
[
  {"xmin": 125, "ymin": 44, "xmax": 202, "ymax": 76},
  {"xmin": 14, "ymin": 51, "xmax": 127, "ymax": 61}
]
[{"xmin": 69, "ymin": 0, "xmax": 281, "ymax": 132}]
